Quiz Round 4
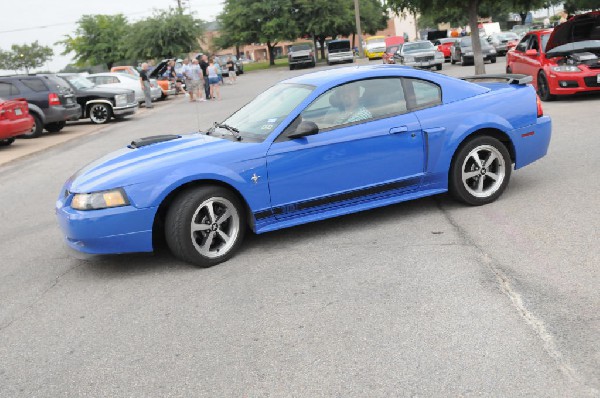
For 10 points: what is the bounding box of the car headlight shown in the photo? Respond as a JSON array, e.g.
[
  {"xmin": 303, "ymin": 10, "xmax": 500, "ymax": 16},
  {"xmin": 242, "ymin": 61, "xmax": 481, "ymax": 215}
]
[
  {"xmin": 71, "ymin": 188, "xmax": 129, "ymax": 211},
  {"xmin": 115, "ymin": 94, "xmax": 127, "ymax": 107},
  {"xmin": 551, "ymin": 65, "xmax": 581, "ymax": 73},
  {"xmin": 403, "ymin": 56, "xmax": 414, "ymax": 62}
]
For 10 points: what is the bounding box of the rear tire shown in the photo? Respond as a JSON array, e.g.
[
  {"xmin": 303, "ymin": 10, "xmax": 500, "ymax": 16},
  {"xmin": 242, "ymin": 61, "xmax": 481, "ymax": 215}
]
[
  {"xmin": 165, "ymin": 186, "xmax": 246, "ymax": 267},
  {"xmin": 449, "ymin": 136, "xmax": 512, "ymax": 206},
  {"xmin": 436, "ymin": 64, "xmax": 442, "ymax": 71},
  {"xmin": 0, "ymin": 138, "xmax": 15, "ymax": 146},
  {"xmin": 20, "ymin": 113, "xmax": 43, "ymax": 138},
  {"xmin": 490, "ymin": 57, "xmax": 497, "ymax": 64}
]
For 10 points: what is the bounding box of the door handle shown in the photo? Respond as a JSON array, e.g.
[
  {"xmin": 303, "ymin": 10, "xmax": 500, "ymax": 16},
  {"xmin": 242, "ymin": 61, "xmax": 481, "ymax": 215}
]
[{"xmin": 389, "ymin": 126, "xmax": 408, "ymax": 134}]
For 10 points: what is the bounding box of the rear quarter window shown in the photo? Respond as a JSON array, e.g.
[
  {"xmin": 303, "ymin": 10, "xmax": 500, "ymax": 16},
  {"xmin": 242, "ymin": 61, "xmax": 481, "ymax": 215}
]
[
  {"xmin": 20, "ymin": 78, "xmax": 47, "ymax": 92},
  {"xmin": 404, "ymin": 79, "xmax": 442, "ymax": 110}
]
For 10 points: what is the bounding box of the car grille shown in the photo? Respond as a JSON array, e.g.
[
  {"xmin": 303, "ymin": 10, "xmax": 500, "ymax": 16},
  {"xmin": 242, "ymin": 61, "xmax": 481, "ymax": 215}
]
[
  {"xmin": 583, "ymin": 75, "xmax": 600, "ymax": 87},
  {"xmin": 372, "ymin": 47, "xmax": 385, "ymax": 53},
  {"xmin": 127, "ymin": 92, "xmax": 135, "ymax": 103},
  {"xmin": 292, "ymin": 56, "xmax": 311, "ymax": 61},
  {"xmin": 415, "ymin": 55, "xmax": 434, "ymax": 62}
]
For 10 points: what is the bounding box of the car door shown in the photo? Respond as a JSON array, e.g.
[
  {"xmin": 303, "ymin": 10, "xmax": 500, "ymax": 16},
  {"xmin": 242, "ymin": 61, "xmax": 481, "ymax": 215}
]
[
  {"xmin": 265, "ymin": 77, "xmax": 425, "ymax": 220},
  {"xmin": 524, "ymin": 34, "xmax": 543, "ymax": 84},
  {"xmin": 509, "ymin": 35, "xmax": 531, "ymax": 74}
]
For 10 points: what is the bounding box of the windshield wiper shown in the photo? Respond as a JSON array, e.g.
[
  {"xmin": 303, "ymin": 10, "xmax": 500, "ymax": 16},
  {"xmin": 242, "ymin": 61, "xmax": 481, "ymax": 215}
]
[{"xmin": 212, "ymin": 122, "xmax": 242, "ymax": 141}]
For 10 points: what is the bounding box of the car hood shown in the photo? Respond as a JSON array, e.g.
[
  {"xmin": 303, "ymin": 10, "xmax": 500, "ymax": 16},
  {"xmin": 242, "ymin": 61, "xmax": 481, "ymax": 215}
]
[
  {"xmin": 404, "ymin": 50, "xmax": 436, "ymax": 56},
  {"xmin": 149, "ymin": 59, "xmax": 170, "ymax": 78},
  {"xmin": 78, "ymin": 86, "xmax": 133, "ymax": 96},
  {"xmin": 290, "ymin": 50, "xmax": 312, "ymax": 57},
  {"xmin": 546, "ymin": 11, "xmax": 600, "ymax": 54},
  {"xmin": 68, "ymin": 133, "xmax": 244, "ymax": 193}
]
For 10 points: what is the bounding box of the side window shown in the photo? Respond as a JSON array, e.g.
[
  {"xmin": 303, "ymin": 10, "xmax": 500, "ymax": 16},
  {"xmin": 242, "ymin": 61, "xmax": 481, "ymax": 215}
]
[
  {"xmin": 404, "ymin": 78, "xmax": 442, "ymax": 110},
  {"xmin": 0, "ymin": 82, "xmax": 20, "ymax": 97},
  {"xmin": 528, "ymin": 36, "xmax": 539, "ymax": 52},
  {"xmin": 108, "ymin": 76, "xmax": 119, "ymax": 84},
  {"xmin": 294, "ymin": 78, "xmax": 407, "ymax": 133},
  {"xmin": 87, "ymin": 77, "xmax": 97, "ymax": 84},
  {"xmin": 20, "ymin": 79, "xmax": 47, "ymax": 92},
  {"xmin": 516, "ymin": 36, "xmax": 530, "ymax": 52}
]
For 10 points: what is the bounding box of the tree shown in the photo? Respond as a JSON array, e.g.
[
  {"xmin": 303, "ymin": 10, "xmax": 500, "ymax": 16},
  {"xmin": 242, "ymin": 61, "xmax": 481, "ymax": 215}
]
[
  {"xmin": 217, "ymin": 0, "xmax": 299, "ymax": 65},
  {"xmin": 387, "ymin": 0, "xmax": 561, "ymax": 75},
  {"xmin": 59, "ymin": 14, "xmax": 129, "ymax": 70},
  {"xmin": 0, "ymin": 41, "xmax": 53, "ymax": 74},
  {"xmin": 127, "ymin": 8, "xmax": 204, "ymax": 61},
  {"xmin": 564, "ymin": 0, "xmax": 600, "ymax": 14}
]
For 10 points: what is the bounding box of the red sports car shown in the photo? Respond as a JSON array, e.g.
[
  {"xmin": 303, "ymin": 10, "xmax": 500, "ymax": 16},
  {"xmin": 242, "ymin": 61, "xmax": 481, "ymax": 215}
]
[
  {"xmin": 0, "ymin": 98, "xmax": 34, "ymax": 146},
  {"xmin": 434, "ymin": 38, "xmax": 459, "ymax": 62},
  {"xmin": 506, "ymin": 11, "xmax": 600, "ymax": 101}
]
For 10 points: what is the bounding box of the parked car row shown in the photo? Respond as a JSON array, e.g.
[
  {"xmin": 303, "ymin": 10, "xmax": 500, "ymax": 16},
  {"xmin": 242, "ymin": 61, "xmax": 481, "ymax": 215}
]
[
  {"xmin": 506, "ymin": 11, "xmax": 600, "ymax": 101},
  {"xmin": 0, "ymin": 72, "xmax": 141, "ymax": 144}
]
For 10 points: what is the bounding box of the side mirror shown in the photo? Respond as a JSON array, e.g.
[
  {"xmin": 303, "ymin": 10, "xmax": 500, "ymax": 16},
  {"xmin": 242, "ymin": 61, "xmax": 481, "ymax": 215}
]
[
  {"xmin": 287, "ymin": 121, "xmax": 319, "ymax": 139},
  {"xmin": 525, "ymin": 49, "xmax": 538, "ymax": 56}
]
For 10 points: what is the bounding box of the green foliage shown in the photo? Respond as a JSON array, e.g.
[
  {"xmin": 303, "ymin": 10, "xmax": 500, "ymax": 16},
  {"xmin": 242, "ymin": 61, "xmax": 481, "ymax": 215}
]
[
  {"xmin": 564, "ymin": 0, "xmax": 600, "ymax": 14},
  {"xmin": 127, "ymin": 8, "xmax": 204, "ymax": 61},
  {"xmin": 0, "ymin": 41, "xmax": 53, "ymax": 74},
  {"xmin": 58, "ymin": 14, "xmax": 129, "ymax": 70}
]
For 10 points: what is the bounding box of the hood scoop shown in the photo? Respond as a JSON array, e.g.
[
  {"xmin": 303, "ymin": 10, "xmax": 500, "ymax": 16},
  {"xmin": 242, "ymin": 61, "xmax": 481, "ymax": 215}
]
[{"xmin": 128, "ymin": 135, "xmax": 181, "ymax": 149}]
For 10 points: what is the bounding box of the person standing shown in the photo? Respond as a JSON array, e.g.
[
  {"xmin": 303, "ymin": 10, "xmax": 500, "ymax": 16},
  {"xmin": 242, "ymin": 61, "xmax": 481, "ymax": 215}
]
[
  {"xmin": 139, "ymin": 62, "xmax": 153, "ymax": 109},
  {"xmin": 181, "ymin": 58, "xmax": 193, "ymax": 101},
  {"xmin": 190, "ymin": 59, "xmax": 205, "ymax": 102},
  {"xmin": 199, "ymin": 55, "xmax": 211, "ymax": 100},
  {"xmin": 226, "ymin": 57, "xmax": 236, "ymax": 85},
  {"xmin": 207, "ymin": 59, "xmax": 221, "ymax": 101}
]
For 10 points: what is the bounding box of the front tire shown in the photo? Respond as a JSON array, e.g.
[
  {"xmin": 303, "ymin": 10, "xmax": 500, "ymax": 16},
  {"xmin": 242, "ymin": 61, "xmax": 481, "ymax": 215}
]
[
  {"xmin": 537, "ymin": 71, "xmax": 555, "ymax": 101},
  {"xmin": 449, "ymin": 136, "xmax": 512, "ymax": 206},
  {"xmin": 0, "ymin": 138, "xmax": 15, "ymax": 146},
  {"xmin": 88, "ymin": 103, "xmax": 111, "ymax": 124},
  {"xmin": 165, "ymin": 186, "xmax": 246, "ymax": 267},
  {"xmin": 490, "ymin": 57, "xmax": 497, "ymax": 64},
  {"xmin": 45, "ymin": 121, "xmax": 65, "ymax": 133}
]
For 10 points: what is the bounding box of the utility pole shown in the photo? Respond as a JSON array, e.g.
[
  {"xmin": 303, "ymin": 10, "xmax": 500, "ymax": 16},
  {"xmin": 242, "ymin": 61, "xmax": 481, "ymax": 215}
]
[{"xmin": 354, "ymin": 0, "xmax": 365, "ymax": 58}]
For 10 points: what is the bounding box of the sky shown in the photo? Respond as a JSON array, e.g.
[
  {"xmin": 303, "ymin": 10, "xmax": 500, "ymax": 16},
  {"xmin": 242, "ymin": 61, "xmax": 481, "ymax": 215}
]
[{"xmin": 0, "ymin": 0, "xmax": 224, "ymax": 73}]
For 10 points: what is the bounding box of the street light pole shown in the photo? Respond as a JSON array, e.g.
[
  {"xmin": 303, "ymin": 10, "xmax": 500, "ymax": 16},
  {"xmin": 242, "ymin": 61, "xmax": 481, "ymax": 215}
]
[{"xmin": 354, "ymin": 0, "xmax": 364, "ymax": 58}]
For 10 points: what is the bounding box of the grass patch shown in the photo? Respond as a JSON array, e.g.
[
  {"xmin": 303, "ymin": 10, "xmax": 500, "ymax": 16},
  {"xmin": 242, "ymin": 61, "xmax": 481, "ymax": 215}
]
[{"xmin": 244, "ymin": 58, "xmax": 290, "ymax": 72}]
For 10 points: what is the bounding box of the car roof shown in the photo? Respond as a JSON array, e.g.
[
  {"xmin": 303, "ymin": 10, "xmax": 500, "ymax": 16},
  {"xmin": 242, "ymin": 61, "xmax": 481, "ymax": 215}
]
[{"xmin": 281, "ymin": 65, "xmax": 489, "ymax": 103}]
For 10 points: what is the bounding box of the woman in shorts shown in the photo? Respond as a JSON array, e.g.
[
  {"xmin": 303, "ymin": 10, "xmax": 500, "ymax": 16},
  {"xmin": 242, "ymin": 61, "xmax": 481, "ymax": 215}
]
[{"xmin": 207, "ymin": 59, "xmax": 221, "ymax": 100}]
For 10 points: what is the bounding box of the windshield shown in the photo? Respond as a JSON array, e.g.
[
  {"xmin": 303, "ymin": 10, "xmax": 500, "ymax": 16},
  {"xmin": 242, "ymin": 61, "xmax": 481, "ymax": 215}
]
[
  {"xmin": 328, "ymin": 41, "xmax": 351, "ymax": 51},
  {"xmin": 542, "ymin": 33, "xmax": 551, "ymax": 52},
  {"xmin": 403, "ymin": 42, "xmax": 434, "ymax": 52},
  {"xmin": 290, "ymin": 45, "xmax": 311, "ymax": 52},
  {"xmin": 499, "ymin": 32, "xmax": 519, "ymax": 40},
  {"xmin": 461, "ymin": 37, "xmax": 491, "ymax": 47},
  {"xmin": 219, "ymin": 83, "xmax": 314, "ymax": 141},
  {"xmin": 64, "ymin": 75, "xmax": 95, "ymax": 89}
]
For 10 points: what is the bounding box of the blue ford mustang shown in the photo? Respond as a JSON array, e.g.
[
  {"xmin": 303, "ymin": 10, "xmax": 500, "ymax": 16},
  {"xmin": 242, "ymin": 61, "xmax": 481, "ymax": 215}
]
[{"xmin": 56, "ymin": 66, "xmax": 551, "ymax": 267}]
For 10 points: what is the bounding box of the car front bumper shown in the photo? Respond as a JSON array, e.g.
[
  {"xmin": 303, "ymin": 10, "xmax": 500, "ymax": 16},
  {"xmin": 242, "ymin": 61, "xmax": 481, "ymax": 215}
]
[
  {"xmin": 404, "ymin": 59, "xmax": 444, "ymax": 68},
  {"xmin": 328, "ymin": 53, "xmax": 354, "ymax": 63},
  {"xmin": 56, "ymin": 194, "xmax": 156, "ymax": 254},
  {"xmin": 113, "ymin": 103, "xmax": 138, "ymax": 116},
  {"xmin": 289, "ymin": 58, "xmax": 314, "ymax": 66},
  {"xmin": 366, "ymin": 51, "xmax": 384, "ymax": 59},
  {"xmin": 547, "ymin": 70, "xmax": 600, "ymax": 95}
]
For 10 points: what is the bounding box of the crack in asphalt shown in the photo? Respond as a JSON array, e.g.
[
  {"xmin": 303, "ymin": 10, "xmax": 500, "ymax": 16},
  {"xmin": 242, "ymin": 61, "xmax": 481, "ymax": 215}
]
[
  {"xmin": 0, "ymin": 259, "xmax": 84, "ymax": 333},
  {"xmin": 434, "ymin": 198, "xmax": 598, "ymax": 396}
]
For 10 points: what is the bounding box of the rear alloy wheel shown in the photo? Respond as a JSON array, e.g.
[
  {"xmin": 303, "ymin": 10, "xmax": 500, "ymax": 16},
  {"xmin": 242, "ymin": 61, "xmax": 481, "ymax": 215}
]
[
  {"xmin": 20, "ymin": 113, "xmax": 43, "ymax": 138},
  {"xmin": 88, "ymin": 103, "xmax": 111, "ymax": 124},
  {"xmin": 449, "ymin": 136, "xmax": 512, "ymax": 206},
  {"xmin": 537, "ymin": 71, "xmax": 555, "ymax": 101},
  {"xmin": 45, "ymin": 121, "xmax": 65, "ymax": 133},
  {"xmin": 165, "ymin": 186, "xmax": 246, "ymax": 267}
]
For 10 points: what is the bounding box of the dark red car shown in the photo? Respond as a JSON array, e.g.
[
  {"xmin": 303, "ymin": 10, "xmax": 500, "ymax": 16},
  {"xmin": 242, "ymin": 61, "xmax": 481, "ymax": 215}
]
[
  {"xmin": 506, "ymin": 11, "xmax": 600, "ymax": 101},
  {"xmin": 0, "ymin": 98, "xmax": 34, "ymax": 146},
  {"xmin": 434, "ymin": 38, "xmax": 459, "ymax": 62}
]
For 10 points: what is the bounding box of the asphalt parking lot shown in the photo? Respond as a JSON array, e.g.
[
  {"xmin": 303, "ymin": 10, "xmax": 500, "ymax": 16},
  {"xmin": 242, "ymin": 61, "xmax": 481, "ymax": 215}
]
[{"xmin": 0, "ymin": 59, "xmax": 599, "ymax": 397}]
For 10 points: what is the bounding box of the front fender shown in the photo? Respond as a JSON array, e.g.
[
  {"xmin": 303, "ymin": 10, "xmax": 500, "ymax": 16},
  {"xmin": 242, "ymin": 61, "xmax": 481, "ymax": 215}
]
[{"xmin": 124, "ymin": 159, "xmax": 270, "ymax": 215}]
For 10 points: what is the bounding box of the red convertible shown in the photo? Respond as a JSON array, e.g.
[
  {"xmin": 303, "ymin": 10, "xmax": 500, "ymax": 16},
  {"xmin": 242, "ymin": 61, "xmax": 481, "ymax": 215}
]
[
  {"xmin": 506, "ymin": 11, "xmax": 600, "ymax": 101},
  {"xmin": 0, "ymin": 98, "xmax": 34, "ymax": 146}
]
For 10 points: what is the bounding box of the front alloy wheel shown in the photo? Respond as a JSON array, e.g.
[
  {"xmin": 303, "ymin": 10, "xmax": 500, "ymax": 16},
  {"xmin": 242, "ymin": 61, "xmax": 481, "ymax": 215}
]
[
  {"xmin": 88, "ymin": 103, "xmax": 111, "ymax": 124},
  {"xmin": 165, "ymin": 186, "xmax": 246, "ymax": 267},
  {"xmin": 449, "ymin": 136, "xmax": 512, "ymax": 205}
]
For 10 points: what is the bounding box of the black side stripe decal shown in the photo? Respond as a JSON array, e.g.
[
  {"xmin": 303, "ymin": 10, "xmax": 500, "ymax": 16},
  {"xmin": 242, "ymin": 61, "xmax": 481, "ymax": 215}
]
[{"xmin": 254, "ymin": 177, "xmax": 420, "ymax": 221}]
